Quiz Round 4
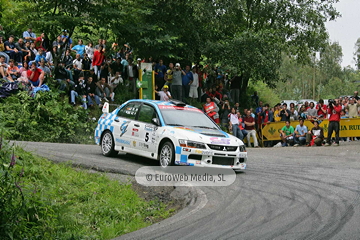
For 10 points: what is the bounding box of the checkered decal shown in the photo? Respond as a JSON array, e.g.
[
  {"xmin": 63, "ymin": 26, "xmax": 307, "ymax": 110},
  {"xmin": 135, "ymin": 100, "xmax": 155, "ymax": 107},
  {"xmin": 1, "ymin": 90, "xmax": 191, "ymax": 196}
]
[{"xmin": 94, "ymin": 112, "xmax": 117, "ymax": 145}]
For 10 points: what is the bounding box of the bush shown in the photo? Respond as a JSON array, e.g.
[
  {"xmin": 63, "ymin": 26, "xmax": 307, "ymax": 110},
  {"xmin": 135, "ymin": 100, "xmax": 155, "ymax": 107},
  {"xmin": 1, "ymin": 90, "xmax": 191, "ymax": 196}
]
[
  {"xmin": 0, "ymin": 90, "xmax": 96, "ymax": 144},
  {"xmin": 0, "ymin": 137, "xmax": 173, "ymax": 239}
]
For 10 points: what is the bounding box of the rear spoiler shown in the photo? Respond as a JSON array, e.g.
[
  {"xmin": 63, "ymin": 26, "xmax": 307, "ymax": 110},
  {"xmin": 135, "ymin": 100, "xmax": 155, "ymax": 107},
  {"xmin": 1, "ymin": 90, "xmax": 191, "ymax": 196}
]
[{"xmin": 102, "ymin": 102, "xmax": 109, "ymax": 113}]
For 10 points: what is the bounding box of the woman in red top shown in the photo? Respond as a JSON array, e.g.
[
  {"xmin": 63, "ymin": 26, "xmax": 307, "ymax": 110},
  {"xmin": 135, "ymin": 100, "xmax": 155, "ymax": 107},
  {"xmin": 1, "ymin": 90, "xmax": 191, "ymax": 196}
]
[{"xmin": 92, "ymin": 45, "xmax": 105, "ymax": 78}]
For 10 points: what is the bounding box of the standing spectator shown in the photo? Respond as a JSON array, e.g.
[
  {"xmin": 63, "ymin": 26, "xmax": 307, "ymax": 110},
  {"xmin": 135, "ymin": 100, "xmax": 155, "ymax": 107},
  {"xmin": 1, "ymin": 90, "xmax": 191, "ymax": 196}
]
[
  {"xmin": 155, "ymin": 59, "xmax": 167, "ymax": 91},
  {"xmin": 298, "ymin": 105, "xmax": 308, "ymax": 120},
  {"xmin": 325, "ymin": 99, "xmax": 342, "ymax": 146},
  {"xmin": 71, "ymin": 39, "xmax": 86, "ymax": 58},
  {"xmin": 171, "ymin": 63, "xmax": 185, "ymax": 101},
  {"xmin": 61, "ymin": 30, "xmax": 72, "ymax": 49},
  {"xmin": 221, "ymin": 99, "xmax": 231, "ymax": 130},
  {"xmin": 230, "ymin": 75, "xmax": 241, "ymax": 104},
  {"xmin": 189, "ymin": 66, "xmax": 199, "ymax": 101},
  {"xmin": 346, "ymin": 97, "xmax": 360, "ymax": 118},
  {"xmin": 95, "ymin": 77, "xmax": 114, "ymax": 102},
  {"xmin": 155, "ymin": 85, "xmax": 172, "ymax": 101},
  {"xmin": 316, "ymin": 99, "xmax": 327, "ymax": 118},
  {"xmin": 124, "ymin": 59, "xmax": 138, "ymax": 98},
  {"xmin": 82, "ymin": 54, "xmax": 92, "ymax": 79},
  {"xmin": 354, "ymin": 91, "xmax": 359, "ymax": 101},
  {"xmin": 260, "ymin": 104, "xmax": 274, "ymax": 124},
  {"xmin": 94, "ymin": 39, "xmax": 102, "ymax": 50},
  {"xmin": 92, "ymin": 45, "xmax": 105, "ymax": 79},
  {"xmin": 85, "ymin": 42, "xmax": 94, "ymax": 60},
  {"xmin": 274, "ymin": 103, "xmax": 282, "ymax": 122},
  {"xmin": 294, "ymin": 119, "xmax": 308, "ymax": 146},
  {"xmin": 27, "ymin": 62, "xmax": 44, "ymax": 87},
  {"xmin": 280, "ymin": 121, "xmax": 295, "ymax": 147},
  {"xmin": 73, "ymin": 54, "xmax": 83, "ymax": 82},
  {"xmin": 4, "ymin": 35, "xmax": 23, "ymax": 64},
  {"xmin": 182, "ymin": 65, "xmax": 193, "ymax": 101},
  {"xmin": 34, "ymin": 32, "xmax": 47, "ymax": 51},
  {"xmin": 289, "ymin": 107, "xmax": 298, "ymax": 121},
  {"xmin": 110, "ymin": 57, "xmax": 123, "ymax": 76},
  {"xmin": 228, "ymin": 107, "xmax": 243, "ymax": 140},
  {"xmin": 251, "ymin": 91, "xmax": 259, "ymax": 107},
  {"xmin": 23, "ymin": 27, "xmax": 36, "ymax": 42},
  {"xmin": 165, "ymin": 63, "xmax": 174, "ymax": 88},
  {"xmin": 279, "ymin": 103, "xmax": 291, "ymax": 122},
  {"xmin": 244, "ymin": 110, "xmax": 259, "ymax": 147},
  {"xmin": 121, "ymin": 53, "xmax": 129, "ymax": 77},
  {"xmin": 203, "ymin": 97, "xmax": 220, "ymax": 124},
  {"xmin": 306, "ymin": 120, "xmax": 324, "ymax": 146},
  {"xmin": 256, "ymin": 101, "xmax": 263, "ymax": 128},
  {"xmin": 307, "ymin": 102, "xmax": 317, "ymax": 119}
]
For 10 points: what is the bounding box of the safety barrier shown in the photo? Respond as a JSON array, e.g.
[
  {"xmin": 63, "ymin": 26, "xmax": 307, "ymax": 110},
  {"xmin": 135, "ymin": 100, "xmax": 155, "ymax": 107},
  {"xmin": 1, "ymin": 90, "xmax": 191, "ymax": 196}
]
[{"xmin": 261, "ymin": 118, "xmax": 360, "ymax": 141}]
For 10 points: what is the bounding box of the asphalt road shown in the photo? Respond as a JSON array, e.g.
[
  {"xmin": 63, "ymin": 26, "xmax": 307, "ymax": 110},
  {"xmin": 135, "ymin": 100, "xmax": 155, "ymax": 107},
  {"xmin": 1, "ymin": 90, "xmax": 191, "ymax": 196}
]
[{"xmin": 17, "ymin": 141, "xmax": 360, "ymax": 240}]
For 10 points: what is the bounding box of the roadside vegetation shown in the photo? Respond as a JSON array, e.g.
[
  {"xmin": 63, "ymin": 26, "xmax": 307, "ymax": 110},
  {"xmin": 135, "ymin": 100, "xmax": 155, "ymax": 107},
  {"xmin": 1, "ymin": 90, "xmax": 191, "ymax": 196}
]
[{"xmin": 0, "ymin": 139, "xmax": 174, "ymax": 240}]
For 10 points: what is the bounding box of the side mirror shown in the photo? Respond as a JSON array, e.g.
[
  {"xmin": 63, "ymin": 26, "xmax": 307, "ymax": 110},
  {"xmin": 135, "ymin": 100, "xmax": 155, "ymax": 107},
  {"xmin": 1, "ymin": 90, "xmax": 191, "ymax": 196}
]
[{"xmin": 151, "ymin": 118, "xmax": 160, "ymax": 126}]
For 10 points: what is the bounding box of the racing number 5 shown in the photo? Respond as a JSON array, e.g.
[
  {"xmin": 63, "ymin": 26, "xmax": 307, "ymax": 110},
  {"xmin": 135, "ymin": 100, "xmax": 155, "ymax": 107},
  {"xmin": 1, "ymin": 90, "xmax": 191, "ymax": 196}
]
[{"xmin": 145, "ymin": 132, "xmax": 149, "ymax": 142}]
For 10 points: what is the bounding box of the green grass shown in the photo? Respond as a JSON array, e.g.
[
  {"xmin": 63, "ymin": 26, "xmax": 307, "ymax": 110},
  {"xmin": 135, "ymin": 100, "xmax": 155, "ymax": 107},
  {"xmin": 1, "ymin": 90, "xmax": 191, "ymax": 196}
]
[{"xmin": 1, "ymin": 143, "xmax": 175, "ymax": 240}]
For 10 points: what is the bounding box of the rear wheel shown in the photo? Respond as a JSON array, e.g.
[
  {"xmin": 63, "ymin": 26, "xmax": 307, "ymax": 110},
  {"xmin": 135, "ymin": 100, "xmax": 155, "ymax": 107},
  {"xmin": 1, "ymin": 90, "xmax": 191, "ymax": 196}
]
[
  {"xmin": 101, "ymin": 131, "xmax": 118, "ymax": 157},
  {"xmin": 159, "ymin": 141, "xmax": 175, "ymax": 168}
]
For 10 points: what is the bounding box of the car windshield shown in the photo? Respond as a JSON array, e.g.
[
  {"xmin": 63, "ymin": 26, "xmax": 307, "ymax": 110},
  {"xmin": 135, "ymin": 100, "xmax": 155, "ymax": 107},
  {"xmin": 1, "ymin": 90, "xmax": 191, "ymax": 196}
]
[{"xmin": 161, "ymin": 108, "xmax": 219, "ymax": 129}]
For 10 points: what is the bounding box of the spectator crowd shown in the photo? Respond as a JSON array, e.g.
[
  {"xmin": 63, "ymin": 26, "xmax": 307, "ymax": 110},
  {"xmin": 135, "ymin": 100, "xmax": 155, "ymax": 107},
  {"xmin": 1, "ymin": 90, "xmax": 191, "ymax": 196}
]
[{"xmin": 1, "ymin": 28, "xmax": 360, "ymax": 147}]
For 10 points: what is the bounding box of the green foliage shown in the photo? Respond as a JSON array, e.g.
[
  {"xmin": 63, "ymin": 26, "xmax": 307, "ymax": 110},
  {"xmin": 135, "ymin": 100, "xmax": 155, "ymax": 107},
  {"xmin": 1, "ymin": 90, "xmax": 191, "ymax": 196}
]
[
  {"xmin": 0, "ymin": 90, "xmax": 96, "ymax": 143},
  {"xmin": 249, "ymin": 81, "xmax": 281, "ymax": 107},
  {"xmin": 0, "ymin": 140, "xmax": 173, "ymax": 239}
]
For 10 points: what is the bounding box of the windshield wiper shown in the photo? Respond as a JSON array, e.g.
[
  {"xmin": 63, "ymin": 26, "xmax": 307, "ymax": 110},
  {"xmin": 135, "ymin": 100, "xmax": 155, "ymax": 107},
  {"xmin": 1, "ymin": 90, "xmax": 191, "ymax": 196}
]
[{"xmin": 191, "ymin": 126, "xmax": 218, "ymax": 129}]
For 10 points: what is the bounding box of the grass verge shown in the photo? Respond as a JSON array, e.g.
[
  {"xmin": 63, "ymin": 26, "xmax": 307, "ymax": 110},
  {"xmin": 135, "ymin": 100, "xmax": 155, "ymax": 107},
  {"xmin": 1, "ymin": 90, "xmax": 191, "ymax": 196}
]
[{"xmin": 0, "ymin": 141, "xmax": 175, "ymax": 240}]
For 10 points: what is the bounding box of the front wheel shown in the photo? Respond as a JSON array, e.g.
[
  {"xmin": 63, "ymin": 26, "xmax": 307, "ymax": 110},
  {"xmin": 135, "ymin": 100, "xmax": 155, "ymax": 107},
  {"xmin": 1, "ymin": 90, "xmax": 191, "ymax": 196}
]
[
  {"xmin": 159, "ymin": 141, "xmax": 175, "ymax": 168},
  {"xmin": 101, "ymin": 131, "xmax": 118, "ymax": 157}
]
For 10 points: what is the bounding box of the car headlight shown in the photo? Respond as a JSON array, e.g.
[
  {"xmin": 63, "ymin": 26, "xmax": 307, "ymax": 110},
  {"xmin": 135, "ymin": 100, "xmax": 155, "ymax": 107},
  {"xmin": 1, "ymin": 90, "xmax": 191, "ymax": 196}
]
[
  {"xmin": 179, "ymin": 139, "xmax": 206, "ymax": 149},
  {"xmin": 239, "ymin": 145, "xmax": 246, "ymax": 152}
]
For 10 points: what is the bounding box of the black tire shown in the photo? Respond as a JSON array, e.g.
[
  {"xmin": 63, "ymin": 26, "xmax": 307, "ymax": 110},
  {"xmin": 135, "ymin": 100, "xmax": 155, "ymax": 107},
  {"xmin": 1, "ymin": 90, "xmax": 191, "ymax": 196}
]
[
  {"xmin": 159, "ymin": 141, "xmax": 175, "ymax": 168},
  {"xmin": 101, "ymin": 131, "xmax": 118, "ymax": 157}
]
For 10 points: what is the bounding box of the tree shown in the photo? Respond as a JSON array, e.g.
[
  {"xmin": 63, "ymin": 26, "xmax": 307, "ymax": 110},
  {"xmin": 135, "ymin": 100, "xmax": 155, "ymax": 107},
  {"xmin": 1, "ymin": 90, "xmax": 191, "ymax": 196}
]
[
  {"xmin": 354, "ymin": 38, "xmax": 360, "ymax": 70},
  {"xmin": 202, "ymin": 0, "xmax": 340, "ymax": 100}
]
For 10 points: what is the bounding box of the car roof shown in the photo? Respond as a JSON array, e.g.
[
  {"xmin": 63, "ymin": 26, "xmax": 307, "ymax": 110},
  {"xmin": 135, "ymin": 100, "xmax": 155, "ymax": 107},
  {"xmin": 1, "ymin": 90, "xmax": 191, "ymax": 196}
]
[{"xmin": 124, "ymin": 99, "xmax": 199, "ymax": 109}]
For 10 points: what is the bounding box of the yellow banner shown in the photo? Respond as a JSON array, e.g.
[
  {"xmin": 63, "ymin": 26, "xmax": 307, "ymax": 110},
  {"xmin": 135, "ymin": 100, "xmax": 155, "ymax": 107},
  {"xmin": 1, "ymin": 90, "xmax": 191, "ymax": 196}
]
[{"xmin": 262, "ymin": 119, "xmax": 360, "ymax": 140}]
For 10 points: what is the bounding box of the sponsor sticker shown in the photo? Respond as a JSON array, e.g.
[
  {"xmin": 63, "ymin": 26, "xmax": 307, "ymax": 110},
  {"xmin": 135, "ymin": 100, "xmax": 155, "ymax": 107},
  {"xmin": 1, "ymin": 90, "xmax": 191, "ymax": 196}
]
[
  {"xmin": 139, "ymin": 142, "xmax": 149, "ymax": 149},
  {"xmin": 116, "ymin": 138, "xmax": 130, "ymax": 145},
  {"xmin": 210, "ymin": 137, "xmax": 230, "ymax": 145}
]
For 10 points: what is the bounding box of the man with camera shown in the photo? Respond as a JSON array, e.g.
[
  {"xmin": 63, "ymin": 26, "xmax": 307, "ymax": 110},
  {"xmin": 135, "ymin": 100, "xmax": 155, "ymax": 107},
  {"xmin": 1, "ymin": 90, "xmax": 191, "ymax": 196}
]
[
  {"xmin": 171, "ymin": 63, "xmax": 185, "ymax": 101},
  {"xmin": 325, "ymin": 99, "xmax": 342, "ymax": 146}
]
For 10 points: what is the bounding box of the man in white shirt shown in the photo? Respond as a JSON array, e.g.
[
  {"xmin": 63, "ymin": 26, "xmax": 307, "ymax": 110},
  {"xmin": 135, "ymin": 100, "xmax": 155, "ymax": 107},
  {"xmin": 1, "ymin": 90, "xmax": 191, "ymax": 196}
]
[
  {"xmin": 155, "ymin": 85, "xmax": 172, "ymax": 101},
  {"xmin": 73, "ymin": 54, "xmax": 83, "ymax": 82},
  {"xmin": 189, "ymin": 66, "xmax": 199, "ymax": 100},
  {"xmin": 109, "ymin": 71, "xmax": 123, "ymax": 91}
]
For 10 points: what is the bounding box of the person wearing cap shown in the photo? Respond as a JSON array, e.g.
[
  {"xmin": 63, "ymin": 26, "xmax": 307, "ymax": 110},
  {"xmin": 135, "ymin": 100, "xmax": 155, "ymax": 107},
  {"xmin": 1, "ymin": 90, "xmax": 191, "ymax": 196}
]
[
  {"xmin": 155, "ymin": 85, "xmax": 172, "ymax": 101},
  {"xmin": 61, "ymin": 30, "xmax": 73, "ymax": 49},
  {"xmin": 23, "ymin": 28, "xmax": 36, "ymax": 42},
  {"xmin": 171, "ymin": 63, "xmax": 185, "ymax": 101},
  {"xmin": 306, "ymin": 120, "xmax": 324, "ymax": 146},
  {"xmin": 136, "ymin": 58, "xmax": 142, "ymax": 68}
]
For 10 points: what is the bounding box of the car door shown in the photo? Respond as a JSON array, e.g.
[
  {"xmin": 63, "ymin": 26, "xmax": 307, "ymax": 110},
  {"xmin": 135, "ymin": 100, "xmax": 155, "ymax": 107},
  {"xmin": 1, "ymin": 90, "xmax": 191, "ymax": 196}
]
[
  {"xmin": 135, "ymin": 103, "xmax": 160, "ymax": 155},
  {"xmin": 112, "ymin": 102, "xmax": 141, "ymax": 151}
]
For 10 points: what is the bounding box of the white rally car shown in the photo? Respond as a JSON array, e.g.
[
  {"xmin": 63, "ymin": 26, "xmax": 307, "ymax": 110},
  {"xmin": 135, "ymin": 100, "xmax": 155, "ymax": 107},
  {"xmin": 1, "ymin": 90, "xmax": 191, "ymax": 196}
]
[{"xmin": 94, "ymin": 99, "xmax": 247, "ymax": 170}]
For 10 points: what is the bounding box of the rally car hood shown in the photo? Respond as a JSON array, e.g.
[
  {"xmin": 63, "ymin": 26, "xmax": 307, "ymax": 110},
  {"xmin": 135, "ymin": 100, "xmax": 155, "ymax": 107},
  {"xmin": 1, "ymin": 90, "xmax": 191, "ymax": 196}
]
[{"xmin": 165, "ymin": 126, "xmax": 242, "ymax": 145}]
